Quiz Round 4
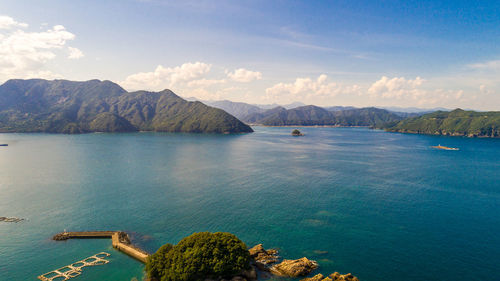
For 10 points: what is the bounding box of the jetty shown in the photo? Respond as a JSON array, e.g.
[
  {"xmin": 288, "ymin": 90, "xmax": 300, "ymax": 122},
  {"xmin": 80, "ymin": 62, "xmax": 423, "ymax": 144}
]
[{"xmin": 53, "ymin": 231, "xmax": 150, "ymax": 263}]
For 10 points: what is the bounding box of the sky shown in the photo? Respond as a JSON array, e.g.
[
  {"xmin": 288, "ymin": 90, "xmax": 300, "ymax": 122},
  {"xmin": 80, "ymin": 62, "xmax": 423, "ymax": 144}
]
[{"xmin": 1, "ymin": 0, "xmax": 499, "ymax": 110}]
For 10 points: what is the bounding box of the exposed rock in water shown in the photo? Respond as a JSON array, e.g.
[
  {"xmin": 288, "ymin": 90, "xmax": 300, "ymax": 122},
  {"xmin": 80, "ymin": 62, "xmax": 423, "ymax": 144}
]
[
  {"xmin": 270, "ymin": 257, "xmax": 318, "ymax": 277},
  {"xmin": 248, "ymin": 244, "xmax": 279, "ymax": 271},
  {"xmin": 301, "ymin": 272, "xmax": 359, "ymax": 281},
  {"xmin": 0, "ymin": 216, "xmax": 24, "ymax": 223},
  {"xmin": 292, "ymin": 129, "xmax": 304, "ymax": 136},
  {"xmin": 302, "ymin": 273, "xmax": 326, "ymax": 281},
  {"xmin": 329, "ymin": 272, "xmax": 359, "ymax": 281}
]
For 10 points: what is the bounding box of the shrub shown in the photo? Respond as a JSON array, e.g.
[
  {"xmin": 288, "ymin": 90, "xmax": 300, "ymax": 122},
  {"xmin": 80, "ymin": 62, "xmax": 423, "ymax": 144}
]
[{"xmin": 146, "ymin": 232, "xmax": 250, "ymax": 281}]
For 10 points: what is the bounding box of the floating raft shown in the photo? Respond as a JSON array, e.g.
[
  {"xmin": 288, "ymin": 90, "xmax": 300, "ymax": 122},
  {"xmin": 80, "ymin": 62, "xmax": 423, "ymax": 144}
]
[
  {"xmin": 38, "ymin": 252, "xmax": 110, "ymax": 281},
  {"xmin": 52, "ymin": 231, "xmax": 150, "ymax": 263}
]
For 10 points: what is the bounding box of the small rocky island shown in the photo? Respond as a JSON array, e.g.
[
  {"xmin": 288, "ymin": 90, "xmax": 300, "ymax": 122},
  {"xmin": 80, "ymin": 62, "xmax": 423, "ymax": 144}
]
[{"xmin": 292, "ymin": 129, "xmax": 304, "ymax": 136}]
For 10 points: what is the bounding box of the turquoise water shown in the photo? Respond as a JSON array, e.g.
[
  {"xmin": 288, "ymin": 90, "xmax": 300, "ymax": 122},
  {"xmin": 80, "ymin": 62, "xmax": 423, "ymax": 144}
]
[{"xmin": 1, "ymin": 127, "xmax": 499, "ymax": 281}]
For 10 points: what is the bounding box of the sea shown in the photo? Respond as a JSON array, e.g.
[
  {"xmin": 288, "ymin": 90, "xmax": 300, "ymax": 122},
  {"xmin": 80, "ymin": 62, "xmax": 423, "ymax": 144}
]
[{"xmin": 1, "ymin": 127, "xmax": 499, "ymax": 281}]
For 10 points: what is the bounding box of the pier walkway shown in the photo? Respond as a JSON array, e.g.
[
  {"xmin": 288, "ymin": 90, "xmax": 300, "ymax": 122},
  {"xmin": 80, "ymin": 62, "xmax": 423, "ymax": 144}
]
[{"xmin": 53, "ymin": 231, "xmax": 150, "ymax": 263}]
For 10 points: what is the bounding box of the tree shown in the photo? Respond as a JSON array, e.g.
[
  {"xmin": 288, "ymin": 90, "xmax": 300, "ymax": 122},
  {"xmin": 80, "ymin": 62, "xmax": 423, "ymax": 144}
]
[{"xmin": 146, "ymin": 232, "xmax": 250, "ymax": 281}]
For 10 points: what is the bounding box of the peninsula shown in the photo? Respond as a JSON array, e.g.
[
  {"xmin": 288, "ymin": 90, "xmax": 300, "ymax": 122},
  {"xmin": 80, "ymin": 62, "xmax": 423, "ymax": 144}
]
[{"xmin": 381, "ymin": 109, "xmax": 500, "ymax": 138}]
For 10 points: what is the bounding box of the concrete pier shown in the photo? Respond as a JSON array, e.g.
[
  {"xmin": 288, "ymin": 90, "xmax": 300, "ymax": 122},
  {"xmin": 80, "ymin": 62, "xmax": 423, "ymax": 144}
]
[{"xmin": 52, "ymin": 230, "xmax": 150, "ymax": 263}]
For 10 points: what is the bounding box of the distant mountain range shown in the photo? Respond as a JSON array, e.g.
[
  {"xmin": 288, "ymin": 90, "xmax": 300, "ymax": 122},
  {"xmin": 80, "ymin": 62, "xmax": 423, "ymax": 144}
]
[
  {"xmin": 198, "ymin": 99, "xmax": 438, "ymax": 122},
  {"xmin": 241, "ymin": 105, "xmax": 404, "ymax": 127},
  {"xmin": 381, "ymin": 109, "xmax": 500, "ymax": 137},
  {"xmin": 2, "ymin": 80, "xmax": 497, "ymax": 138},
  {"xmin": 0, "ymin": 79, "xmax": 253, "ymax": 134}
]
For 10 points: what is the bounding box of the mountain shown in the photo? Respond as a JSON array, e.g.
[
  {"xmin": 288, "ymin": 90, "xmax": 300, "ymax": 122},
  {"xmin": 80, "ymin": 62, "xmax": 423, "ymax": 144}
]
[
  {"xmin": 324, "ymin": 106, "xmax": 357, "ymax": 111},
  {"xmin": 256, "ymin": 101, "xmax": 306, "ymax": 110},
  {"xmin": 379, "ymin": 106, "xmax": 450, "ymax": 113},
  {"xmin": 381, "ymin": 109, "xmax": 500, "ymax": 137},
  {"xmin": 0, "ymin": 79, "xmax": 253, "ymax": 134},
  {"xmin": 241, "ymin": 106, "xmax": 286, "ymax": 124},
  {"xmin": 242, "ymin": 105, "xmax": 403, "ymax": 127},
  {"xmin": 201, "ymin": 100, "xmax": 265, "ymax": 119}
]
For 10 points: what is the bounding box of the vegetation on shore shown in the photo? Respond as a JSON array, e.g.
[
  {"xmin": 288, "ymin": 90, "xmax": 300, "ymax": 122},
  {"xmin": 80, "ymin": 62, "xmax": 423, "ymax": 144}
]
[
  {"xmin": 380, "ymin": 109, "xmax": 500, "ymax": 137},
  {"xmin": 0, "ymin": 79, "xmax": 253, "ymax": 134},
  {"xmin": 145, "ymin": 232, "xmax": 250, "ymax": 281}
]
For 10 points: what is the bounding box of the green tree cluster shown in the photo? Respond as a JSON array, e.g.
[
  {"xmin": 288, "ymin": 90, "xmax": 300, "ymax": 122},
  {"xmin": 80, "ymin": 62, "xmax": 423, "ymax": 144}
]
[{"xmin": 146, "ymin": 232, "xmax": 250, "ymax": 281}]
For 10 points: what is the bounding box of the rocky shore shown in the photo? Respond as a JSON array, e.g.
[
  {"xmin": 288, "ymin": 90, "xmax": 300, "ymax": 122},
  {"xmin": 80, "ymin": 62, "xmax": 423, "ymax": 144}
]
[
  {"xmin": 301, "ymin": 273, "xmax": 359, "ymax": 281},
  {"xmin": 246, "ymin": 244, "xmax": 359, "ymax": 281}
]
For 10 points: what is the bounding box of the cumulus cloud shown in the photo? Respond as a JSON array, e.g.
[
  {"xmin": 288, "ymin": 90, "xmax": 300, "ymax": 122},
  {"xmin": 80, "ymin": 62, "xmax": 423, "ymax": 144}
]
[
  {"xmin": 368, "ymin": 76, "xmax": 425, "ymax": 99},
  {"xmin": 67, "ymin": 46, "xmax": 84, "ymax": 59},
  {"xmin": 0, "ymin": 20, "xmax": 77, "ymax": 81},
  {"xmin": 0, "ymin": 15, "xmax": 28, "ymax": 29},
  {"xmin": 120, "ymin": 62, "xmax": 212, "ymax": 91},
  {"xmin": 226, "ymin": 68, "xmax": 262, "ymax": 82},
  {"xmin": 368, "ymin": 76, "xmax": 469, "ymax": 106},
  {"xmin": 187, "ymin": 78, "xmax": 226, "ymax": 87},
  {"xmin": 266, "ymin": 74, "xmax": 360, "ymax": 102}
]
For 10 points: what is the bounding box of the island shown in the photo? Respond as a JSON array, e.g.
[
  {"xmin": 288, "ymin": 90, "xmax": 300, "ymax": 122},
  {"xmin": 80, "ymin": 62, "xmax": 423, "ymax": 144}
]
[
  {"xmin": 292, "ymin": 129, "xmax": 304, "ymax": 136},
  {"xmin": 0, "ymin": 79, "xmax": 253, "ymax": 134}
]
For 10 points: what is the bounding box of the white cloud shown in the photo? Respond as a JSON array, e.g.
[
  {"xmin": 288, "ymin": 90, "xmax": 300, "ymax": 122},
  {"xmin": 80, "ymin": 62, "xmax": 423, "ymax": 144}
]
[
  {"xmin": 226, "ymin": 68, "xmax": 262, "ymax": 82},
  {"xmin": 187, "ymin": 78, "xmax": 226, "ymax": 87},
  {"xmin": 367, "ymin": 76, "xmax": 470, "ymax": 106},
  {"xmin": 468, "ymin": 59, "xmax": 500, "ymax": 70},
  {"xmin": 0, "ymin": 19, "xmax": 77, "ymax": 81},
  {"xmin": 120, "ymin": 62, "xmax": 212, "ymax": 91},
  {"xmin": 265, "ymin": 74, "xmax": 360, "ymax": 102},
  {"xmin": 67, "ymin": 46, "xmax": 84, "ymax": 59},
  {"xmin": 0, "ymin": 15, "xmax": 28, "ymax": 29},
  {"xmin": 368, "ymin": 76, "xmax": 425, "ymax": 99}
]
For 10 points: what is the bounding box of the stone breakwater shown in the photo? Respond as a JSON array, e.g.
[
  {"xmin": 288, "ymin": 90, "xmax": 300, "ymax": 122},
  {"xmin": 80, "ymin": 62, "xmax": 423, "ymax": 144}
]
[{"xmin": 52, "ymin": 231, "xmax": 149, "ymax": 263}]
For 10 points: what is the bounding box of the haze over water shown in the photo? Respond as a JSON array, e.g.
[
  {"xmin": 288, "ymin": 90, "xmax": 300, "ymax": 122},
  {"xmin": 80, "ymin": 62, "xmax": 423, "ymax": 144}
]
[{"xmin": 1, "ymin": 127, "xmax": 499, "ymax": 281}]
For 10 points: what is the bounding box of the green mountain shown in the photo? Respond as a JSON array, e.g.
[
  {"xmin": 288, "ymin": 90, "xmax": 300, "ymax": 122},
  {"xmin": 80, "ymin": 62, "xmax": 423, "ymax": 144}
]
[
  {"xmin": 243, "ymin": 105, "xmax": 403, "ymax": 127},
  {"xmin": 201, "ymin": 100, "xmax": 266, "ymax": 119},
  {"xmin": 0, "ymin": 79, "xmax": 253, "ymax": 134},
  {"xmin": 381, "ymin": 109, "xmax": 500, "ymax": 137}
]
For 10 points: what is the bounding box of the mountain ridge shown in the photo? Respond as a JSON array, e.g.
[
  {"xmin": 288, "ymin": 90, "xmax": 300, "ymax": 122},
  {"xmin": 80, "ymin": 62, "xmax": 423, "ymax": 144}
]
[{"xmin": 0, "ymin": 79, "xmax": 253, "ymax": 134}]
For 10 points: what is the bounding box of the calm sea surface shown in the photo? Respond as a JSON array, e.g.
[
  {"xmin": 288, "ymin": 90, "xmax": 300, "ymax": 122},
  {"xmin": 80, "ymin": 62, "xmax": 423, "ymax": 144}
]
[{"xmin": 1, "ymin": 127, "xmax": 499, "ymax": 281}]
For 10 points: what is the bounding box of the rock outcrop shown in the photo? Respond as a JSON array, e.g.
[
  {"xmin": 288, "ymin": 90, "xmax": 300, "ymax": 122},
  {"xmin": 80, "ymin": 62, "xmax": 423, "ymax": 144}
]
[
  {"xmin": 248, "ymin": 244, "xmax": 279, "ymax": 271},
  {"xmin": 302, "ymin": 273, "xmax": 327, "ymax": 281},
  {"xmin": 270, "ymin": 257, "xmax": 319, "ymax": 277},
  {"xmin": 301, "ymin": 272, "xmax": 359, "ymax": 281}
]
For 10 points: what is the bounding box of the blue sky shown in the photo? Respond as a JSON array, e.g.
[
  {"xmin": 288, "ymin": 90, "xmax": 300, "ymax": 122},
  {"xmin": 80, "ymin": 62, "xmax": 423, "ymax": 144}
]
[{"xmin": 1, "ymin": 0, "xmax": 499, "ymax": 109}]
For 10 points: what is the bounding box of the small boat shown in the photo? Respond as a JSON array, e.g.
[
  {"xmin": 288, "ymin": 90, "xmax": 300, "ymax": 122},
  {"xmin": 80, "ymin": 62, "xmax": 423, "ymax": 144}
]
[
  {"xmin": 0, "ymin": 144, "xmax": 8, "ymax": 146},
  {"xmin": 432, "ymin": 144, "xmax": 459, "ymax": 151}
]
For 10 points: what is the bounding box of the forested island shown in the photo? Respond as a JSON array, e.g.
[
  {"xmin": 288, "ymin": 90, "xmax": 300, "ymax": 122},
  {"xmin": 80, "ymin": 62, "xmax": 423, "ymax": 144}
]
[
  {"xmin": 0, "ymin": 79, "xmax": 252, "ymax": 134},
  {"xmin": 380, "ymin": 109, "xmax": 500, "ymax": 137}
]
